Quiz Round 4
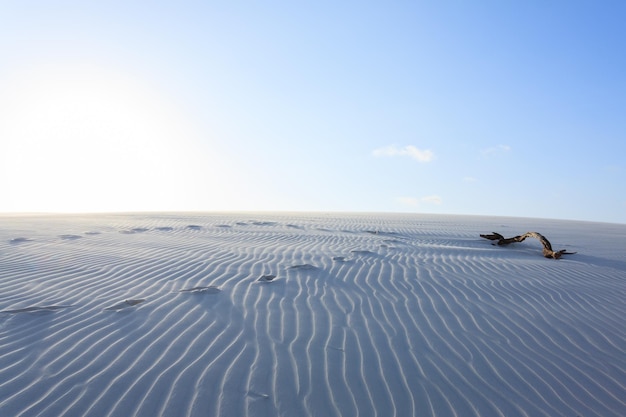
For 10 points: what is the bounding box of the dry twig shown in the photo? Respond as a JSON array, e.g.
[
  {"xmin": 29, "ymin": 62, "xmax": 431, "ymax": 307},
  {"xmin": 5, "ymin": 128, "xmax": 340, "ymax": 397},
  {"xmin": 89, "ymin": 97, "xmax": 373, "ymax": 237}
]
[{"xmin": 480, "ymin": 231, "xmax": 576, "ymax": 259}]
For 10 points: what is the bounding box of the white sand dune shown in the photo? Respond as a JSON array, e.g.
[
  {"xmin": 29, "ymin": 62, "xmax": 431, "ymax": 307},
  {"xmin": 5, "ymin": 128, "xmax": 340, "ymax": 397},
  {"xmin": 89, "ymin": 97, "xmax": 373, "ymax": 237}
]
[{"xmin": 0, "ymin": 213, "xmax": 624, "ymax": 417}]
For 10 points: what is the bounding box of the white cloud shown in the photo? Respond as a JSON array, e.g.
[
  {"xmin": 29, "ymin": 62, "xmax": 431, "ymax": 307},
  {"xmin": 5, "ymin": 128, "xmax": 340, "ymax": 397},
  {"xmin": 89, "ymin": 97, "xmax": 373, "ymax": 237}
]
[
  {"xmin": 373, "ymin": 145, "xmax": 434, "ymax": 162},
  {"xmin": 421, "ymin": 195, "xmax": 442, "ymax": 205},
  {"xmin": 481, "ymin": 144, "xmax": 511, "ymax": 156},
  {"xmin": 463, "ymin": 176, "xmax": 478, "ymax": 182}
]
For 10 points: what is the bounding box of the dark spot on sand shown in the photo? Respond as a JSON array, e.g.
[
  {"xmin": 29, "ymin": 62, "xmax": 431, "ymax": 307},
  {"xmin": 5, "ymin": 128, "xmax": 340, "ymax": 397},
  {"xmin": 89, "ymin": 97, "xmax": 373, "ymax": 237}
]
[
  {"xmin": 257, "ymin": 274, "xmax": 277, "ymax": 282},
  {"xmin": 120, "ymin": 228, "xmax": 149, "ymax": 234},
  {"xmin": 350, "ymin": 250, "xmax": 375, "ymax": 255},
  {"xmin": 59, "ymin": 234, "xmax": 83, "ymax": 240},
  {"xmin": 9, "ymin": 237, "xmax": 33, "ymax": 244},
  {"xmin": 288, "ymin": 264, "xmax": 318, "ymax": 271}
]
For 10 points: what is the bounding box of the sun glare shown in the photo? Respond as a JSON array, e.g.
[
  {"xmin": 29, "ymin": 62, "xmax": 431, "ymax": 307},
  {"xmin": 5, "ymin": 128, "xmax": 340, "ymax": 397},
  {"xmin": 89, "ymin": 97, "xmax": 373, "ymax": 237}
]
[{"xmin": 1, "ymin": 64, "xmax": 215, "ymax": 213}]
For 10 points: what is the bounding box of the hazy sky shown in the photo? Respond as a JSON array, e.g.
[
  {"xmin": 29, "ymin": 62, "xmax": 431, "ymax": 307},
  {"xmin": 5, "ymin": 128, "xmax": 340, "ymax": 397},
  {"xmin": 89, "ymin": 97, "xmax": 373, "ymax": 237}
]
[{"xmin": 1, "ymin": 1, "xmax": 625, "ymax": 223}]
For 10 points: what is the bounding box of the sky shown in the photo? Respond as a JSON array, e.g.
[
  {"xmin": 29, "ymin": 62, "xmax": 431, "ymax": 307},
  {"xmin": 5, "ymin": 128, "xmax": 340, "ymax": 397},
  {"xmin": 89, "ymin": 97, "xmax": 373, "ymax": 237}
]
[{"xmin": 1, "ymin": 1, "xmax": 625, "ymax": 223}]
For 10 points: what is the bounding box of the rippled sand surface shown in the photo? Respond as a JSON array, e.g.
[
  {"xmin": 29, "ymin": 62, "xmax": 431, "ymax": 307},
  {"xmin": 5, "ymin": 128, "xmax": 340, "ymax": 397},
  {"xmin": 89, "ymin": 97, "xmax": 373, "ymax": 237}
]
[{"xmin": 1, "ymin": 213, "xmax": 624, "ymax": 417}]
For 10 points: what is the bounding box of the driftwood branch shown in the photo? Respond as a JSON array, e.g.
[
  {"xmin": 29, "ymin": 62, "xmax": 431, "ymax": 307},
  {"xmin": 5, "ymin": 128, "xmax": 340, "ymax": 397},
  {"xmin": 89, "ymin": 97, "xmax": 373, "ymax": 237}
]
[{"xmin": 480, "ymin": 232, "xmax": 576, "ymax": 259}]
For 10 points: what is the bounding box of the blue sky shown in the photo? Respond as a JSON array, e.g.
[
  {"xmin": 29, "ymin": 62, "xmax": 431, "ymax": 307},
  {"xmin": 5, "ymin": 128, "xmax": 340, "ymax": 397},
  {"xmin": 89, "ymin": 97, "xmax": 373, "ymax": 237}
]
[{"xmin": 1, "ymin": 1, "xmax": 625, "ymax": 223}]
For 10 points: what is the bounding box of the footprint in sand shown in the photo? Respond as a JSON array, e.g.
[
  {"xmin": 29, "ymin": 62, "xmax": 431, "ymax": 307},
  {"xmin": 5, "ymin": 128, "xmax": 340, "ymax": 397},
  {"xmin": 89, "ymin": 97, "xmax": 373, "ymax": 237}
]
[
  {"xmin": 1, "ymin": 305, "xmax": 73, "ymax": 314},
  {"xmin": 104, "ymin": 299, "xmax": 145, "ymax": 311},
  {"xmin": 252, "ymin": 221, "xmax": 277, "ymax": 226},
  {"xmin": 120, "ymin": 228, "xmax": 150, "ymax": 234},
  {"xmin": 59, "ymin": 234, "xmax": 83, "ymax": 240},
  {"xmin": 332, "ymin": 256, "xmax": 348, "ymax": 262},
  {"xmin": 155, "ymin": 227, "xmax": 174, "ymax": 232},
  {"xmin": 84, "ymin": 231, "xmax": 102, "ymax": 235},
  {"xmin": 365, "ymin": 230, "xmax": 397, "ymax": 236},
  {"xmin": 179, "ymin": 286, "xmax": 221, "ymax": 294},
  {"xmin": 257, "ymin": 274, "xmax": 277, "ymax": 282},
  {"xmin": 288, "ymin": 264, "xmax": 318, "ymax": 271},
  {"xmin": 9, "ymin": 237, "xmax": 33, "ymax": 244},
  {"xmin": 186, "ymin": 225, "xmax": 202, "ymax": 230},
  {"xmin": 350, "ymin": 250, "xmax": 375, "ymax": 255},
  {"xmin": 247, "ymin": 390, "xmax": 270, "ymax": 400}
]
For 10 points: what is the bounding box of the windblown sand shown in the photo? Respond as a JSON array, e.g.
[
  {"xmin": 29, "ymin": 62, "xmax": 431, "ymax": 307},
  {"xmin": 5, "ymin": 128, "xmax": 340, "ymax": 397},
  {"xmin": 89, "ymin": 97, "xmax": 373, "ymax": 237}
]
[{"xmin": 1, "ymin": 213, "xmax": 624, "ymax": 417}]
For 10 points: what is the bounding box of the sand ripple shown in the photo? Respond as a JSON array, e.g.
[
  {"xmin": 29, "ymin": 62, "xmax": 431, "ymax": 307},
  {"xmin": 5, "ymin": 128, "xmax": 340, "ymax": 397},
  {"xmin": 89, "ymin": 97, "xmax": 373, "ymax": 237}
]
[{"xmin": 0, "ymin": 213, "xmax": 624, "ymax": 417}]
